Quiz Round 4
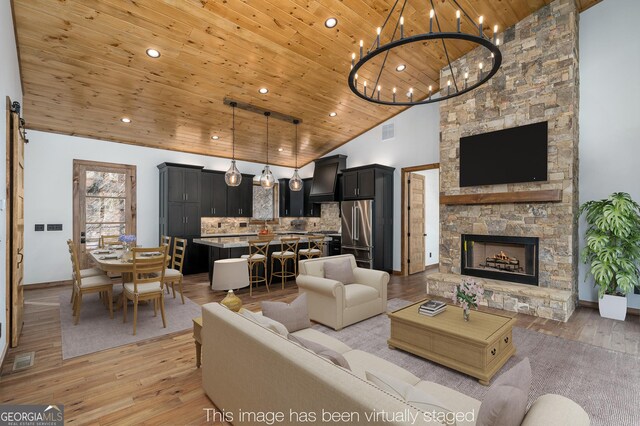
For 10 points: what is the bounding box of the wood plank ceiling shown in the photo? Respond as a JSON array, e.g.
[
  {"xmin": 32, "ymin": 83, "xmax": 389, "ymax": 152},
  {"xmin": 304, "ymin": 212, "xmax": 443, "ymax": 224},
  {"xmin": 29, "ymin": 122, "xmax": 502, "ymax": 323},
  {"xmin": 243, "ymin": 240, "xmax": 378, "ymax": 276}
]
[{"xmin": 12, "ymin": 0, "xmax": 600, "ymax": 168}]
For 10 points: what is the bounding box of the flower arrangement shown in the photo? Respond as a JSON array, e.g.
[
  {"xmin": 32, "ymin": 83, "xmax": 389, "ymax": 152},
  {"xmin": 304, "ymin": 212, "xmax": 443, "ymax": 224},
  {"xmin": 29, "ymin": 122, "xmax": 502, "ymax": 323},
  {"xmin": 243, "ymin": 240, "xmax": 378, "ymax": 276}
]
[
  {"xmin": 453, "ymin": 278, "xmax": 484, "ymax": 321},
  {"xmin": 118, "ymin": 235, "xmax": 136, "ymax": 244}
]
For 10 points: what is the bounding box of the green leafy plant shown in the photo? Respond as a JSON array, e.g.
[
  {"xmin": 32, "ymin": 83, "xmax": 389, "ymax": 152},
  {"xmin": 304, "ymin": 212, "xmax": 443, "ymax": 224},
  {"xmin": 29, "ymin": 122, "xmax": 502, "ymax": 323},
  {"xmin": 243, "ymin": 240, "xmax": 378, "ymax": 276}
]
[{"xmin": 579, "ymin": 192, "xmax": 640, "ymax": 298}]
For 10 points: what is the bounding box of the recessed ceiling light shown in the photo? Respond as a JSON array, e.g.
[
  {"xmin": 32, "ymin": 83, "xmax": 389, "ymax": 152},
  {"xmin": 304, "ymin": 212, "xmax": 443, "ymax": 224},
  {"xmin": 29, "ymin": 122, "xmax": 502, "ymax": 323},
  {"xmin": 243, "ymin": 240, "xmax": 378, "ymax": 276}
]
[
  {"xmin": 324, "ymin": 17, "xmax": 338, "ymax": 28},
  {"xmin": 146, "ymin": 48, "xmax": 161, "ymax": 58},
  {"xmin": 329, "ymin": 112, "xmax": 337, "ymax": 117},
  {"xmin": 258, "ymin": 88, "xmax": 269, "ymax": 94},
  {"xmin": 278, "ymin": 147, "xmax": 284, "ymax": 152},
  {"xmin": 211, "ymin": 135, "xmax": 219, "ymax": 140},
  {"xmin": 120, "ymin": 117, "xmax": 131, "ymax": 123},
  {"xmin": 396, "ymin": 64, "xmax": 406, "ymax": 72}
]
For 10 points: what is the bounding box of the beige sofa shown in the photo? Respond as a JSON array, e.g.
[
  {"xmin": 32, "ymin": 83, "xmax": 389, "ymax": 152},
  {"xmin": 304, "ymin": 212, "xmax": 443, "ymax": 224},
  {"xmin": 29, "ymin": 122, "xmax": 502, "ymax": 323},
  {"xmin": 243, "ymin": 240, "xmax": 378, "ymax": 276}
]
[
  {"xmin": 296, "ymin": 254, "xmax": 389, "ymax": 330},
  {"xmin": 202, "ymin": 302, "xmax": 590, "ymax": 426}
]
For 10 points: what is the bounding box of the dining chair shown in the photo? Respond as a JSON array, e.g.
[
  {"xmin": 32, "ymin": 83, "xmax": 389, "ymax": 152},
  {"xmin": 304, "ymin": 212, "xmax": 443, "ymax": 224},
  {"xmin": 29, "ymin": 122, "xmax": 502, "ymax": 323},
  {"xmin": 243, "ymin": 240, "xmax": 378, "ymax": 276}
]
[
  {"xmin": 67, "ymin": 239, "xmax": 114, "ymax": 325},
  {"xmin": 161, "ymin": 235, "xmax": 172, "ymax": 247},
  {"xmin": 270, "ymin": 237, "xmax": 300, "ymax": 290},
  {"xmin": 66, "ymin": 239, "xmax": 108, "ymax": 305},
  {"xmin": 162, "ymin": 237, "xmax": 187, "ymax": 304},
  {"xmin": 122, "ymin": 246, "xmax": 168, "ymax": 335},
  {"xmin": 240, "ymin": 238, "xmax": 271, "ymax": 296},
  {"xmin": 100, "ymin": 234, "xmax": 121, "ymax": 248},
  {"xmin": 298, "ymin": 235, "xmax": 325, "ymax": 263}
]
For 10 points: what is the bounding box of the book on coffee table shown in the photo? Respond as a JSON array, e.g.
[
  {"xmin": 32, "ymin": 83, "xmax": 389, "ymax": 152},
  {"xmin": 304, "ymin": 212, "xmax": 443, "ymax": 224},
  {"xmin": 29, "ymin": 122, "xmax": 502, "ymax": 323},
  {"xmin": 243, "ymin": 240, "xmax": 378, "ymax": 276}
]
[{"xmin": 418, "ymin": 300, "xmax": 446, "ymax": 317}]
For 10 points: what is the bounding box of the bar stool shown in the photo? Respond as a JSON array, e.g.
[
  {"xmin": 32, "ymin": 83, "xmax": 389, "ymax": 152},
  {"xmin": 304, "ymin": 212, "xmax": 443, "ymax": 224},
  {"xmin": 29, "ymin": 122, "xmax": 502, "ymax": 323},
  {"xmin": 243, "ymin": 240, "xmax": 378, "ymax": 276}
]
[
  {"xmin": 298, "ymin": 235, "xmax": 325, "ymax": 263},
  {"xmin": 241, "ymin": 238, "xmax": 271, "ymax": 296},
  {"xmin": 270, "ymin": 237, "xmax": 300, "ymax": 290}
]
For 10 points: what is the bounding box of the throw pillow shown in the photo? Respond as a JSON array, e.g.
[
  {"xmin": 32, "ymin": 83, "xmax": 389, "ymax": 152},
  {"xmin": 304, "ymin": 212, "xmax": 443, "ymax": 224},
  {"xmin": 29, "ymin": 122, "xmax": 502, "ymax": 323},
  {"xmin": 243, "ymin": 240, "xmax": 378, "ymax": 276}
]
[
  {"xmin": 324, "ymin": 258, "xmax": 355, "ymax": 284},
  {"xmin": 288, "ymin": 334, "xmax": 351, "ymax": 370},
  {"xmin": 239, "ymin": 308, "xmax": 289, "ymax": 337},
  {"xmin": 477, "ymin": 358, "xmax": 532, "ymax": 426},
  {"xmin": 366, "ymin": 370, "xmax": 454, "ymax": 425},
  {"xmin": 261, "ymin": 293, "xmax": 311, "ymax": 332}
]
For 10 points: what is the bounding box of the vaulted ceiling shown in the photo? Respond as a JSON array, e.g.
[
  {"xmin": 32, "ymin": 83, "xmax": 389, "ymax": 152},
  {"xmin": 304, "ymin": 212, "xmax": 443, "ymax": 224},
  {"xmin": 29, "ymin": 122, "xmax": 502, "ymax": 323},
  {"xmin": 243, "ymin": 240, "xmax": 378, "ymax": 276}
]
[{"xmin": 12, "ymin": 0, "xmax": 599, "ymax": 167}]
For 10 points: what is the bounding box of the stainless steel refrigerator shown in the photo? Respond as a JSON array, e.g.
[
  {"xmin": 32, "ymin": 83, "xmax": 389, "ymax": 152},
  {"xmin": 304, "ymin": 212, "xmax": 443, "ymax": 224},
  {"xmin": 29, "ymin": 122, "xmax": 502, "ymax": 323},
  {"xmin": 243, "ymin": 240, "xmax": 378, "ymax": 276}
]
[{"xmin": 341, "ymin": 200, "xmax": 374, "ymax": 268}]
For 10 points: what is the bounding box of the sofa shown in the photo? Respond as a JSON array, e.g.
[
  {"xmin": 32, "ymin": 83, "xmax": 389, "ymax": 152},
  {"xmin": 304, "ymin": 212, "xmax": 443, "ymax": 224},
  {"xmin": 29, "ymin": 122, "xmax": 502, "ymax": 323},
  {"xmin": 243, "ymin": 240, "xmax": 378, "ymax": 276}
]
[
  {"xmin": 201, "ymin": 302, "xmax": 590, "ymax": 426},
  {"xmin": 296, "ymin": 254, "xmax": 389, "ymax": 330}
]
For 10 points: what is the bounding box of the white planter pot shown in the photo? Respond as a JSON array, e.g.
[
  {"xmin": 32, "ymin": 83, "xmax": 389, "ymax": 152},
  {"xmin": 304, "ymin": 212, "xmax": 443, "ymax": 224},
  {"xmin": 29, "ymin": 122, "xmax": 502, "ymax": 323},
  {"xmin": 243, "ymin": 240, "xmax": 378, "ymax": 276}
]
[{"xmin": 598, "ymin": 294, "xmax": 627, "ymax": 321}]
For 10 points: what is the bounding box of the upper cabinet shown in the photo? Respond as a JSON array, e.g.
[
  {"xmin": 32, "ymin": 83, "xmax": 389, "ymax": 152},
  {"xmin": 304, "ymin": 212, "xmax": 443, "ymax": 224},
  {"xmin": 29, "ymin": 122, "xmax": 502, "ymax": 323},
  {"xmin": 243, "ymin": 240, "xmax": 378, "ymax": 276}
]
[
  {"xmin": 201, "ymin": 170, "xmax": 227, "ymax": 217},
  {"xmin": 167, "ymin": 165, "xmax": 201, "ymax": 203},
  {"xmin": 279, "ymin": 178, "xmax": 304, "ymax": 217},
  {"xmin": 158, "ymin": 163, "xmax": 204, "ymax": 238},
  {"xmin": 302, "ymin": 178, "xmax": 321, "ymax": 217},
  {"xmin": 227, "ymin": 174, "xmax": 254, "ymax": 217},
  {"xmin": 342, "ymin": 167, "xmax": 376, "ymax": 200}
]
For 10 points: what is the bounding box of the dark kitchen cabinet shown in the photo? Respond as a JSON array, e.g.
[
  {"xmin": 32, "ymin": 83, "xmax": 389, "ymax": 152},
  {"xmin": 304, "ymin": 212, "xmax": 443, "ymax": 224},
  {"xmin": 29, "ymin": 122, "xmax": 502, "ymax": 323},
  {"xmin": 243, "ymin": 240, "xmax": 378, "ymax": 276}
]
[
  {"xmin": 302, "ymin": 178, "xmax": 321, "ymax": 217},
  {"xmin": 342, "ymin": 167, "xmax": 375, "ymax": 200},
  {"xmin": 201, "ymin": 170, "xmax": 227, "ymax": 217},
  {"xmin": 167, "ymin": 166, "xmax": 200, "ymax": 203},
  {"xmin": 167, "ymin": 202, "xmax": 200, "ymax": 236},
  {"xmin": 227, "ymin": 174, "xmax": 254, "ymax": 217},
  {"xmin": 279, "ymin": 178, "xmax": 304, "ymax": 217}
]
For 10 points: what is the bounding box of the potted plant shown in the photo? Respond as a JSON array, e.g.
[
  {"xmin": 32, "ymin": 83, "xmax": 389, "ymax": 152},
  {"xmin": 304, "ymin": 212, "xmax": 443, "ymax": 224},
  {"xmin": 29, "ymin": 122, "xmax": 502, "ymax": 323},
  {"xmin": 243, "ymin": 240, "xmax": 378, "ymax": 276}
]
[
  {"xmin": 452, "ymin": 278, "xmax": 484, "ymax": 321},
  {"xmin": 579, "ymin": 192, "xmax": 640, "ymax": 320}
]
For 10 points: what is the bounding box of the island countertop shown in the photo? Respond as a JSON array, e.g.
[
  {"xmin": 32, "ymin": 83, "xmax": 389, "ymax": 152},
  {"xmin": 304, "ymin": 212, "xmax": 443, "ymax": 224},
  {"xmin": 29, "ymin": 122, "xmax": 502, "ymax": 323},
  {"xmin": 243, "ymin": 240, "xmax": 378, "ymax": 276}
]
[{"xmin": 194, "ymin": 234, "xmax": 332, "ymax": 249}]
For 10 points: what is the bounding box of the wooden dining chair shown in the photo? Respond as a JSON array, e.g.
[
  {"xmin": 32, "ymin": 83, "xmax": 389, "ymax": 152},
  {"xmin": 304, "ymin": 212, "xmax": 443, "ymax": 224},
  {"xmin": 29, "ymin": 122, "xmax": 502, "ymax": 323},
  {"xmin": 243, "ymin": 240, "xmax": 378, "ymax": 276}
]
[
  {"xmin": 67, "ymin": 240, "xmax": 114, "ymax": 325},
  {"xmin": 122, "ymin": 246, "xmax": 168, "ymax": 335},
  {"xmin": 162, "ymin": 238, "xmax": 187, "ymax": 304},
  {"xmin": 66, "ymin": 239, "xmax": 108, "ymax": 305},
  {"xmin": 161, "ymin": 235, "xmax": 172, "ymax": 247},
  {"xmin": 270, "ymin": 237, "xmax": 300, "ymax": 290},
  {"xmin": 298, "ymin": 235, "xmax": 325, "ymax": 263},
  {"xmin": 100, "ymin": 234, "xmax": 121, "ymax": 248},
  {"xmin": 240, "ymin": 238, "xmax": 271, "ymax": 296}
]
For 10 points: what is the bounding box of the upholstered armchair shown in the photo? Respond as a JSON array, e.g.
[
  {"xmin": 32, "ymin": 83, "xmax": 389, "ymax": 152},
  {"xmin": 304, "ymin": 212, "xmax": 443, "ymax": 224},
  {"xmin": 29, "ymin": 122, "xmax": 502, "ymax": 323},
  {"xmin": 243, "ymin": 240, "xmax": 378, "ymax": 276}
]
[{"xmin": 296, "ymin": 254, "xmax": 389, "ymax": 330}]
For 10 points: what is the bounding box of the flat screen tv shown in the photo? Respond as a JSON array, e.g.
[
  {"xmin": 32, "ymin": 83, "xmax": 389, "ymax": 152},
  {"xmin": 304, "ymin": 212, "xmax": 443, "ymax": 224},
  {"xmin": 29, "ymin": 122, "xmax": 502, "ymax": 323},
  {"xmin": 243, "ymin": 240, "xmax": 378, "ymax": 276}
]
[{"xmin": 459, "ymin": 121, "xmax": 548, "ymax": 187}]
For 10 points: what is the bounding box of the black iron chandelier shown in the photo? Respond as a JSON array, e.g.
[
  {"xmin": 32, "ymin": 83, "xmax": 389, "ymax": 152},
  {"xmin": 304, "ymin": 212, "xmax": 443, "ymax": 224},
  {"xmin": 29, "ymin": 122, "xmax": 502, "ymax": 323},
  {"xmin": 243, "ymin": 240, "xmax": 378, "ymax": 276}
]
[{"xmin": 348, "ymin": 0, "xmax": 502, "ymax": 106}]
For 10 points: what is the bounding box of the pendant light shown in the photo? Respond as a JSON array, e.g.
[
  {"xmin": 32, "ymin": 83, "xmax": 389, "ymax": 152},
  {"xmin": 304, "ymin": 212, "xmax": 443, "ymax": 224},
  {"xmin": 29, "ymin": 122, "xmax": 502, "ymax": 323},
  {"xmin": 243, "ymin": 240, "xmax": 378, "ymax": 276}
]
[
  {"xmin": 289, "ymin": 119, "xmax": 303, "ymax": 191},
  {"xmin": 224, "ymin": 102, "xmax": 242, "ymax": 187},
  {"xmin": 259, "ymin": 112, "xmax": 275, "ymax": 189}
]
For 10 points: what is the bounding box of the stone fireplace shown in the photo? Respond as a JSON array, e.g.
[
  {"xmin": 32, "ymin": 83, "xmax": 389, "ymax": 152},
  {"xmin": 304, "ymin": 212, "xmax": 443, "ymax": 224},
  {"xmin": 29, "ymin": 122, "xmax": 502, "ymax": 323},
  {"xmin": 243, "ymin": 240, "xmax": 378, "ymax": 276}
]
[
  {"xmin": 426, "ymin": 0, "xmax": 579, "ymax": 322},
  {"xmin": 461, "ymin": 234, "xmax": 539, "ymax": 286}
]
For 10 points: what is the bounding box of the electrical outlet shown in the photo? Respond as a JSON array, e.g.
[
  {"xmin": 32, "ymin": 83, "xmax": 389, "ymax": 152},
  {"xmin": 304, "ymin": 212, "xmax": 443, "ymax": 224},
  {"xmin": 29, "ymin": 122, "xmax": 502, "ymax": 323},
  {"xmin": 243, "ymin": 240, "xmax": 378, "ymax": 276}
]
[{"xmin": 217, "ymin": 223, "xmax": 222, "ymax": 228}]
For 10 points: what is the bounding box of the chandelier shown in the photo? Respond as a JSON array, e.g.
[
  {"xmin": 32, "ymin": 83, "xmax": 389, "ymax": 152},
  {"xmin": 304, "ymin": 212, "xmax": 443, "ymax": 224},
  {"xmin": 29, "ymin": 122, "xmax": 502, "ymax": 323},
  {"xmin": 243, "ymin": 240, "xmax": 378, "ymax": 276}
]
[
  {"xmin": 259, "ymin": 112, "xmax": 275, "ymax": 189},
  {"xmin": 348, "ymin": 0, "xmax": 502, "ymax": 106},
  {"xmin": 289, "ymin": 119, "xmax": 303, "ymax": 192},
  {"xmin": 224, "ymin": 101, "xmax": 242, "ymax": 187}
]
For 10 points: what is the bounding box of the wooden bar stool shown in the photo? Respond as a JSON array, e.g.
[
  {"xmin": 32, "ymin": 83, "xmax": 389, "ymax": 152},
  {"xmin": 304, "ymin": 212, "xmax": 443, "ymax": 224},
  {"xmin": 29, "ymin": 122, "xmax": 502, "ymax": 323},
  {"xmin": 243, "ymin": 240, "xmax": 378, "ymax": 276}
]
[
  {"xmin": 298, "ymin": 235, "xmax": 325, "ymax": 263},
  {"xmin": 270, "ymin": 237, "xmax": 300, "ymax": 290},
  {"xmin": 241, "ymin": 238, "xmax": 271, "ymax": 296}
]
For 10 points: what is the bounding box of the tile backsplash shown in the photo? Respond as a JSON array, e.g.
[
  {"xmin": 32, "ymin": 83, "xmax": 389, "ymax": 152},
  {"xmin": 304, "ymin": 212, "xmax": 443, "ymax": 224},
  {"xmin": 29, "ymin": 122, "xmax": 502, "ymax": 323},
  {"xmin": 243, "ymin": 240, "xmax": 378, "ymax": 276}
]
[{"xmin": 201, "ymin": 203, "xmax": 341, "ymax": 235}]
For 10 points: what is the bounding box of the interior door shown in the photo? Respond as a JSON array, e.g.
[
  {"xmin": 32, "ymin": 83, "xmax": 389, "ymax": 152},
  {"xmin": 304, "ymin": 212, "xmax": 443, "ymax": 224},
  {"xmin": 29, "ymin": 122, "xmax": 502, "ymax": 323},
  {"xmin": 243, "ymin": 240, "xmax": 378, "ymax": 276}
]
[
  {"xmin": 408, "ymin": 173, "xmax": 426, "ymax": 274},
  {"xmin": 8, "ymin": 102, "xmax": 25, "ymax": 348},
  {"xmin": 73, "ymin": 160, "xmax": 136, "ymax": 268}
]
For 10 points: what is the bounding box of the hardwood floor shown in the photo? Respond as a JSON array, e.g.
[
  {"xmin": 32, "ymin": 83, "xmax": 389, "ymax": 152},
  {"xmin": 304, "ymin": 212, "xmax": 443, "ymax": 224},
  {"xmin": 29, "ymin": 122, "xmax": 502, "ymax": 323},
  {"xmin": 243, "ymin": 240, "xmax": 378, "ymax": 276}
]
[{"xmin": 1, "ymin": 271, "xmax": 638, "ymax": 425}]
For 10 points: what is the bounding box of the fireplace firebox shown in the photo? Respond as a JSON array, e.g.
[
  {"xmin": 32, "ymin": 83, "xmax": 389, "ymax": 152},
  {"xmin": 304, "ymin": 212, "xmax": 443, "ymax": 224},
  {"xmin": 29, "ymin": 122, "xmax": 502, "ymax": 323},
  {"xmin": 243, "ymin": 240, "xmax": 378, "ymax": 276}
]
[{"xmin": 461, "ymin": 234, "xmax": 539, "ymax": 285}]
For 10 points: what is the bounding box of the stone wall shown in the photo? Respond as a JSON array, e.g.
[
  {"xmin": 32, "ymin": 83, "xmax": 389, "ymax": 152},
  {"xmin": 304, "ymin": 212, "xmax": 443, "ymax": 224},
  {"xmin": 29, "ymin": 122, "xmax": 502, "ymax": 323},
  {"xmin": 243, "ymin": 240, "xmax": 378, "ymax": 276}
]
[{"xmin": 438, "ymin": 0, "xmax": 580, "ymax": 297}]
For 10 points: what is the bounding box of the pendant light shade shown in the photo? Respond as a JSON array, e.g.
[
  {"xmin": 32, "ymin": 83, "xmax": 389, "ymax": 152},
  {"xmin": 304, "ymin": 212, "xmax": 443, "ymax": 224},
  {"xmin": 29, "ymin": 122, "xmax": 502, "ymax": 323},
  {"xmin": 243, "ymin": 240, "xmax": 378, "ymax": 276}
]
[
  {"xmin": 260, "ymin": 112, "xmax": 275, "ymax": 189},
  {"xmin": 225, "ymin": 102, "xmax": 242, "ymax": 187},
  {"xmin": 289, "ymin": 119, "xmax": 303, "ymax": 191}
]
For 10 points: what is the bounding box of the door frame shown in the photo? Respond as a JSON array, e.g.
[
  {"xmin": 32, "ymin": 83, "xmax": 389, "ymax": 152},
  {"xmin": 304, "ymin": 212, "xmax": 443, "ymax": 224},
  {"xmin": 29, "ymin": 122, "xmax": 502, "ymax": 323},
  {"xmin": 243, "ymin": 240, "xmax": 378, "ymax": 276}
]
[
  {"xmin": 5, "ymin": 97, "xmax": 11, "ymax": 350},
  {"xmin": 72, "ymin": 160, "xmax": 137, "ymax": 268},
  {"xmin": 400, "ymin": 163, "xmax": 439, "ymax": 276}
]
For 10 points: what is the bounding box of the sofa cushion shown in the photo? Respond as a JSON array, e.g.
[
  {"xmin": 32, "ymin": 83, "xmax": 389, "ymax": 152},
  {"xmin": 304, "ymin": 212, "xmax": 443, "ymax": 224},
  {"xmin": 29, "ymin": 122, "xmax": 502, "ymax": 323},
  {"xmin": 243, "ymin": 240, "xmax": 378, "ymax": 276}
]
[
  {"xmin": 324, "ymin": 258, "xmax": 355, "ymax": 284},
  {"xmin": 366, "ymin": 371, "xmax": 455, "ymax": 425},
  {"xmin": 415, "ymin": 381, "xmax": 481, "ymax": 426},
  {"xmin": 290, "ymin": 328, "xmax": 352, "ymax": 354},
  {"xmin": 288, "ymin": 334, "xmax": 351, "ymax": 370},
  {"xmin": 239, "ymin": 308, "xmax": 289, "ymax": 337},
  {"xmin": 261, "ymin": 293, "xmax": 311, "ymax": 332},
  {"xmin": 477, "ymin": 358, "xmax": 531, "ymax": 426},
  {"xmin": 342, "ymin": 350, "xmax": 420, "ymax": 385},
  {"xmin": 344, "ymin": 284, "xmax": 379, "ymax": 307}
]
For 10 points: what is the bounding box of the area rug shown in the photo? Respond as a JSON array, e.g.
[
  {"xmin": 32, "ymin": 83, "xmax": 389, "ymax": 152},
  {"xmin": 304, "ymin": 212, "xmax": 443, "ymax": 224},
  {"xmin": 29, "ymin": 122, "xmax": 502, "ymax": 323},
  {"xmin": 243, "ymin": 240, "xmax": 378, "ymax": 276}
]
[
  {"xmin": 59, "ymin": 292, "xmax": 202, "ymax": 359},
  {"xmin": 313, "ymin": 299, "xmax": 640, "ymax": 426}
]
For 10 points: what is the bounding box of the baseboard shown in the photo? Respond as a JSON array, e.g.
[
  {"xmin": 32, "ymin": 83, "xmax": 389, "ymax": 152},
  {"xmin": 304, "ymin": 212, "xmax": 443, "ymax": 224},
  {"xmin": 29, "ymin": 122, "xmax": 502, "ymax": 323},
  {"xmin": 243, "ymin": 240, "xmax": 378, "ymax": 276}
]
[
  {"xmin": 392, "ymin": 270, "xmax": 402, "ymax": 276},
  {"xmin": 578, "ymin": 299, "xmax": 640, "ymax": 316},
  {"xmin": 25, "ymin": 279, "xmax": 73, "ymax": 290},
  {"xmin": 425, "ymin": 264, "xmax": 439, "ymax": 272},
  {"xmin": 0, "ymin": 342, "xmax": 7, "ymax": 369}
]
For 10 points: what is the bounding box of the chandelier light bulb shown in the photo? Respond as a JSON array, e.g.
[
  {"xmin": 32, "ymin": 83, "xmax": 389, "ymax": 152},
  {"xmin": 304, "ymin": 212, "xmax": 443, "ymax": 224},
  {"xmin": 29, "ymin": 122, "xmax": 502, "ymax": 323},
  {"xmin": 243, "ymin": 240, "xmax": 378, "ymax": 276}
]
[
  {"xmin": 428, "ymin": 85, "xmax": 433, "ymax": 92},
  {"xmin": 377, "ymin": 27, "xmax": 381, "ymax": 35},
  {"xmin": 430, "ymin": 9, "xmax": 434, "ymax": 18},
  {"xmin": 393, "ymin": 87, "xmax": 396, "ymax": 93},
  {"xmin": 464, "ymin": 72, "xmax": 469, "ymax": 79},
  {"xmin": 359, "ymin": 39, "xmax": 364, "ymax": 58},
  {"xmin": 479, "ymin": 16, "xmax": 483, "ymax": 24},
  {"xmin": 479, "ymin": 62, "xmax": 484, "ymax": 70},
  {"xmin": 456, "ymin": 10, "xmax": 461, "ymax": 32},
  {"xmin": 400, "ymin": 15, "xmax": 405, "ymax": 38},
  {"xmin": 225, "ymin": 160, "xmax": 242, "ymax": 187},
  {"xmin": 429, "ymin": 9, "xmax": 434, "ymax": 32},
  {"xmin": 494, "ymin": 24, "xmax": 498, "ymax": 33},
  {"xmin": 260, "ymin": 165, "xmax": 275, "ymax": 189},
  {"xmin": 289, "ymin": 169, "xmax": 303, "ymax": 191}
]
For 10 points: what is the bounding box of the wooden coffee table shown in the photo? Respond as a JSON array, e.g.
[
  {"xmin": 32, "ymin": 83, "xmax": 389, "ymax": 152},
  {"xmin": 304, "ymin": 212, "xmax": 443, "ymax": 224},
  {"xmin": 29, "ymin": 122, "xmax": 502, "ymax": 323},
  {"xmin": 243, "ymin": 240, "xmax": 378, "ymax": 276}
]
[{"xmin": 388, "ymin": 300, "xmax": 516, "ymax": 385}]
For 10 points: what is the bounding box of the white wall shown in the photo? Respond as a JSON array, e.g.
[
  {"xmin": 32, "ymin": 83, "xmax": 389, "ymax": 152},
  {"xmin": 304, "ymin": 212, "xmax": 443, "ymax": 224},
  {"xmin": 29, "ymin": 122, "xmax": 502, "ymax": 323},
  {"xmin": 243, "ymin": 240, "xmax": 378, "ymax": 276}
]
[
  {"xmin": 304, "ymin": 103, "xmax": 440, "ymax": 271},
  {"xmin": 24, "ymin": 131, "xmax": 299, "ymax": 285},
  {"xmin": 1, "ymin": 1, "xmax": 23, "ymax": 359},
  {"xmin": 414, "ymin": 169, "xmax": 440, "ymax": 266},
  {"xmin": 579, "ymin": 0, "xmax": 640, "ymax": 307}
]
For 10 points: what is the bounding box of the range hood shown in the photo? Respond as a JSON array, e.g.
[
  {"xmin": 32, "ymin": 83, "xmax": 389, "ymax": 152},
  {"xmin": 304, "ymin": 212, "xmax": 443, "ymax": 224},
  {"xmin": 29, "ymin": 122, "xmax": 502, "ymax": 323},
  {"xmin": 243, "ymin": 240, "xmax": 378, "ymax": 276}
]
[{"xmin": 309, "ymin": 155, "xmax": 347, "ymax": 202}]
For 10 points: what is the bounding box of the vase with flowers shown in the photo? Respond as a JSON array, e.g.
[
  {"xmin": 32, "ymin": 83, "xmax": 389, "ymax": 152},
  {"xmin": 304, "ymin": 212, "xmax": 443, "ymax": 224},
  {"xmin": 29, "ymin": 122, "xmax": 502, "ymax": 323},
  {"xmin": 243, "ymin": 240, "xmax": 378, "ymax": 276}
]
[
  {"xmin": 119, "ymin": 234, "xmax": 137, "ymax": 261},
  {"xmin": 453, "ymin": 278, "xmax": 484, "ymax": 321}
]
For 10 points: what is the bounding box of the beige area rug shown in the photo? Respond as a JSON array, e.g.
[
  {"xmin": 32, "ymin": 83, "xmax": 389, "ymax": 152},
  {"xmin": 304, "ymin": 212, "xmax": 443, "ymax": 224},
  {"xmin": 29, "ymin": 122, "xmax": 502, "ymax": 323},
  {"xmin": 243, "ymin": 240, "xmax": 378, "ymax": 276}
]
[
  {"xmin": 313, "ymin": 299, "xmax": 640, "ymax": 426},
  {"xmin": 59, "ymin": 291, "xmax": 201, "ymax": 359}
]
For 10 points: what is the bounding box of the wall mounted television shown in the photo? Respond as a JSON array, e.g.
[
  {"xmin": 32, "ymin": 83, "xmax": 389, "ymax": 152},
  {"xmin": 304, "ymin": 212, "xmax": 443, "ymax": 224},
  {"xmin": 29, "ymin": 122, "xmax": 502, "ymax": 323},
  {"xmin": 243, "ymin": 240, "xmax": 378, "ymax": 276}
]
[{"xmin": 459, "ymin": 121, "xmax": 548, "ymax": 187}]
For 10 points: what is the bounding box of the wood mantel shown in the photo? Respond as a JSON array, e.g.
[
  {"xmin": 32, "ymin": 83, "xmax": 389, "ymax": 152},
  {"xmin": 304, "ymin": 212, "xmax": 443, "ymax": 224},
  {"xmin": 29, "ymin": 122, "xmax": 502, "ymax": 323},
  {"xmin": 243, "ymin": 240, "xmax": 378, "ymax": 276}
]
[{"xmin": 440, "ymin": 189, "xmax": 563, "ymax": 205}]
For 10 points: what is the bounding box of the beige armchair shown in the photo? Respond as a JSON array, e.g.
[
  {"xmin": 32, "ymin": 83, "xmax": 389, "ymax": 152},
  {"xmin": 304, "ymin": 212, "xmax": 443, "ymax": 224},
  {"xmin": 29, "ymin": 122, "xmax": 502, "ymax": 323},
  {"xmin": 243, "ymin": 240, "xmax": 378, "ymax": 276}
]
[{"xmin": 296, "ymin": 254, "xmax": 389, "ymax": 330}]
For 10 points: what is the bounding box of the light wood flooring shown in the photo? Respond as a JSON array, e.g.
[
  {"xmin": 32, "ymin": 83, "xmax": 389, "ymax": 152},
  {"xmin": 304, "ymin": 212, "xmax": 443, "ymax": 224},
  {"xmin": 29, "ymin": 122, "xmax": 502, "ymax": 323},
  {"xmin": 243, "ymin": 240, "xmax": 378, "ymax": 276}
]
[{"xmin": 1, "ymin": 271, "xmax": 638, "ymax": 425}]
